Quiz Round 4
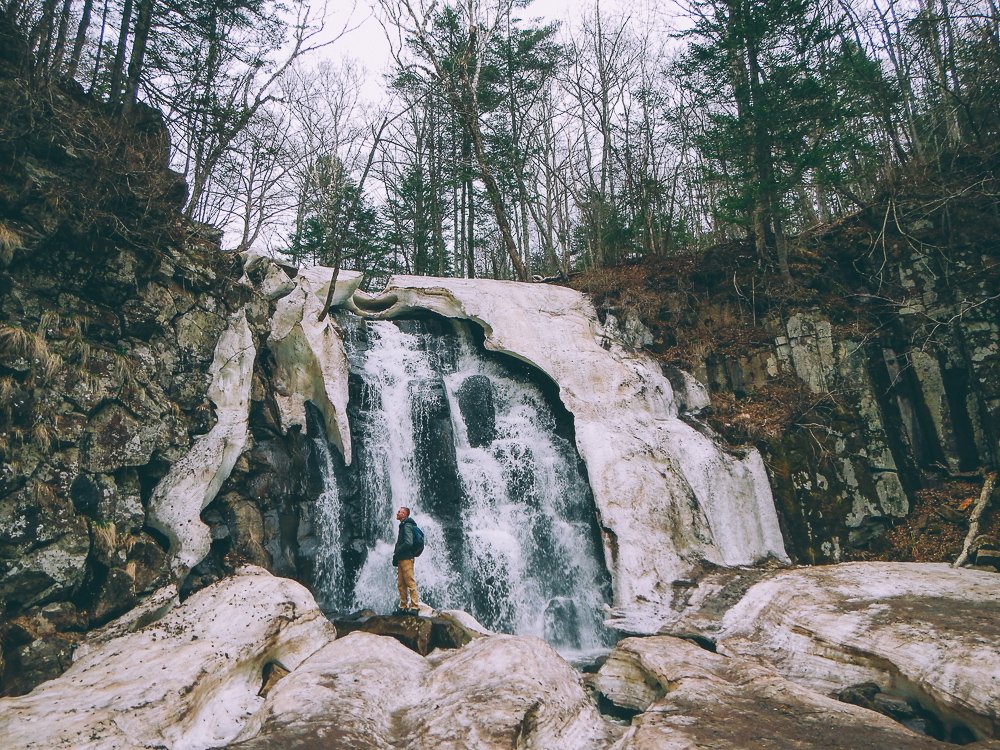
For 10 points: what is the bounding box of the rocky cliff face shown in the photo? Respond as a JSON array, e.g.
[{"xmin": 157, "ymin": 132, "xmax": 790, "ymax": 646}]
[
  {"xmin": 0, "ymin": 66, "xmax": 258, "ymax": 693},
  {"xmin": 575, "ymin": 175, "xmax": 1000, "ymax": 567}
]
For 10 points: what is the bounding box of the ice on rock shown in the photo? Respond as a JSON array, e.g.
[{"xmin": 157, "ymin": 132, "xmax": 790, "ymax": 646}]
[
  {"xmin": 147, "ymin": 310, "xmax": 255, "ymax": 575},
  {"xmin": 267, "ymin": 264, "xmax": 362, "ymax": 464},
  {"xmin": 351, "ymin": 276, "xmax": 789, "ymax": 632}
]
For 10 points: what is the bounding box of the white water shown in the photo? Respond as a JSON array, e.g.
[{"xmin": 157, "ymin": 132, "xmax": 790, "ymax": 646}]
[
  {"xmin": 319, "ymin": 317, "xmax": 611, "ymax": 651},
  {"xmin": 444, "ymin": 329, "xmax": 610, "ymax": 648},
  {"xmin": 345, "ymin": 320, "xmax": 461, "ymax": 615},
  {"xmin": 311, "ymin": 430, "xmax": 343, "ymax": 610}
]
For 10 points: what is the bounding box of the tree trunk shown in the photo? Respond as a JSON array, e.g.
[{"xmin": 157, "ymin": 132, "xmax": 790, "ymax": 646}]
[
  {"xmin": 108, "ymin": 0, "xmax": 134, "ymax": 103},
  {"xmin": 28, "ymin": 0, "xmax": 58, "ymax": 72},
  {"xmin": 123, "ymin": 0, "xmax": 155, "ymax": 110},
  {"xmin": 88, "ymin": 0, "xmax": 110, "ymax": 93},
  {"xmin": 50, "ymin": 0, "xmax": 74, "ymax": 71},
  {"xmin": 461, "ymin": 109, "xmax": 527, "ymax": 281},
  {"xmin": 465, "ymin": 171, "xmax": 476, "ymax": 278},
  {"xmin": 67, "ymin": 0, "xmax": 94, "ymax": 80},
  {"xmin": 744, "ymin": 17, "xmax": 790, "ymax": 281}
]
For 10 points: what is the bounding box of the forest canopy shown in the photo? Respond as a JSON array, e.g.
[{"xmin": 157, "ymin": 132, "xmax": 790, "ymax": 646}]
[{"xmin": 5, "ymin": 0, "xmax": 998, "ymax": 285}]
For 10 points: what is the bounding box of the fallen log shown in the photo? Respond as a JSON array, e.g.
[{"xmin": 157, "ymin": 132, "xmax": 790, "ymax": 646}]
[{"xmin": 953, "ymin": 471, "xmax": 997, "ymax": 568}]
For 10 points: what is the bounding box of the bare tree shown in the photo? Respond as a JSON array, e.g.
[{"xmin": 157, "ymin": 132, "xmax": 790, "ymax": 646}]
[
  {"xmin": 144, "ymin": 2, "xmax": 346, "ymax": 225},
  {"xmin": 377, "ymin": 0, "xmax": 529, "ymax": 281}
]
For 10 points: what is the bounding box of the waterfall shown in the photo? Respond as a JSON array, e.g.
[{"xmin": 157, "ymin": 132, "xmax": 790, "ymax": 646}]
[
  {"xmin": 315, "ymin": 314, "xmax": 612, "ymax": 653},
  {"xmin": 310, "ymin": 408, "xmax": 343, "ymax": 610}
]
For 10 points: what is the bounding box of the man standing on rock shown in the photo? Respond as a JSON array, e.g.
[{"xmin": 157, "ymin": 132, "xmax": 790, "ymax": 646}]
[{"xmin": 392, "ymin": 506, "xmax": 420, "ymax": 615}]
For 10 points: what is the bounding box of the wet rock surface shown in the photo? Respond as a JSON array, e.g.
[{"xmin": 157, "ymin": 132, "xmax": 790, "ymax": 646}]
[
  {"xmin": 594, "ymin": 636, "xmax": 958, "ymax": 750},
  {"xmin": 229, "ymin": 631, "xmax": 618, "ymax": 750},
  {"xmin": 331, "ymin": 609, "xmax": 483, "ymax": 655},
  {"xmin": 660, "ymin": 562, "xmax": 1000, "ymax": 744}
]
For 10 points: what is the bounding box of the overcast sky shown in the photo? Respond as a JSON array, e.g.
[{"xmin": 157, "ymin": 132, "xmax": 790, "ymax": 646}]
[{"xmin": 324, "ymin": 0, "xmax": 671, "ymax": 97}]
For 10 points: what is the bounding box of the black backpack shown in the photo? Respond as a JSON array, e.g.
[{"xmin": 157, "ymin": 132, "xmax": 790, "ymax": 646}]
[{"xmin": 411, "ymin": 524, "xmax": 425, "ymax": 557}]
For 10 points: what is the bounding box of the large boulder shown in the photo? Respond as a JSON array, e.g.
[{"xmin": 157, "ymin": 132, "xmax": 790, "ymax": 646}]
[
  {"xmin": 231, "ymin": 631, "xmax": 618, "ymax": 750},
  {"xmin": 0, "ymin": 568, "xmax": 336, "ymax": 750},
  {"xmin": 662, "ymin": 562, "xmax": 1000, "ymax": 743},
  {"xmin": 593, "ymin": 636, "xmax": 960, "ymax": 750},
  {"xmin": 331, "ymin": 609, "xmax": 486, "ymax": 655}
]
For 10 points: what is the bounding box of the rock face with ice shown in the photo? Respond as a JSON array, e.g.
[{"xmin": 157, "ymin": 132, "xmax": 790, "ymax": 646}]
[
  {"xmin": 0, "ymin": 570, "xmax": 617, "ymax": 750},
  {"xmin": 247, "ymin": 253, "xmax": 363, "ymax": 464},
  {"xmin": 143, "ymin": 262, "xmax": 786, "ymax": 638},
  {"xmin": 347, "ymin": 276, "xmax": 788, "ymax": 631},
  {"xmin": 594, "ymin": 636, "xmax": 950, "ymax": 750},
  {"xmin": 17, "ymin": 260, "xmax": 995, "ymax": 749},
  {"xmin": 323, "ymin": 314, "xmax": 612, "ymax": 651},
  {"xmin": 147, "ymin": 310, "xmax": 255, "ymax": 575},
  {"xmin": 709, "ymin": 562, "xmax": 1000, "ymax": 743}
]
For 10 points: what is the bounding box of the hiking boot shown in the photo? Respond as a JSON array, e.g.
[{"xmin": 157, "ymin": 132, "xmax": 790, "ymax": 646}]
[
  {"xmin": 407, "ymin": 606, "xmax": 420, "ymax": 616},
  {"xmin": 393, "ymin": 607, "xmax": 409, "ymax": 616}
]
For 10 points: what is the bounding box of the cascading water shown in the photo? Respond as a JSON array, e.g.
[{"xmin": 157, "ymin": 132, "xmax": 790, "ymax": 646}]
[
  {"xmin": 315, "ymin": 313, "xmax": 613, "ymax": 653},
  {"xmin": 309, "ymin": 408, "xmax": 344, "ymax": 610}
]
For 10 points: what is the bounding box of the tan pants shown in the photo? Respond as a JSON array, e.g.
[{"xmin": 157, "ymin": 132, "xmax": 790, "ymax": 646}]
[{"xmin": 396, "ymin": 558, "xmax": 419, "ymax": 609}]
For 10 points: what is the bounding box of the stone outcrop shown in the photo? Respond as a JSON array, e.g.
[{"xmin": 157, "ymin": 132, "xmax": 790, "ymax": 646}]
[
  {"xmin": 581, "ymin": 190, "xmax": 1000, "ymax": 566},
  {"xmin": 230, "ymin": 631, "xmax": 618, "ymax": 750},
  {"xmin": 713, "ymin": 562, "xmax": 1000, "ymax": 742},
  {"xmin": 593, "ymin": 636, "xmax": 951, "ymax": 750},
  {"xmin": 331, "ymin": 609, "xmax": 487, "ymax": 655},
  {"xmin": 0, "ymin": 569, "xmax": 617, "ymax": 750},
  {"xmin": 696, "ymin": 308, "xmax": 965, "ymax": 562},
  {"xmin": 348, "ymin": 276, "xmax": 788, "ymax": 633},
  {"xmin": 0, "ymin": 568, "xmax": 336, "ymax": 750},
  {"xmin": 657, "ymin": 562, "xmax": 1000, "ymax": 743}
]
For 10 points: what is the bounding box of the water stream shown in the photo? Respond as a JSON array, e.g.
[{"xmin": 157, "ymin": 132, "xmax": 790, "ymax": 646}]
[{"xmin": 313, "ymin": 314, "xmax": 613, "ymax": 653}]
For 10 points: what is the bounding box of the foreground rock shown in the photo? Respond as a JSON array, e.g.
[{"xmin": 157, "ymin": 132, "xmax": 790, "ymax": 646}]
[
  {"xmin": 593, "ymin": 636, "xmax": 955, "ymax": 750},
  {"xmin": 1, "ymin": 569, "xmax": 616, "ymax": 750},
  {"xmin": 351, "ymin": 276, "xmax": 788, "ymax": 631},
  {"xmin": 331, "ymin": 609, "xmax": 487, "ymax": 655},
  {"xmin": 662, "ymin": 562, "xmax": 1000, "ymax": 743},
  {"xmin": 0, "ymin": 568, "xmax": 336, "ymax": 750},
  {"xmin": 230, "ymin": 631, "xmax": 618, "ymax": 750}
]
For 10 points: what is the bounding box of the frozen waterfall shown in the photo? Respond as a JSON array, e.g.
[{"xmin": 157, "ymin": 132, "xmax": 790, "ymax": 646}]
[{"xmin": 314, "ymin": 314, "xmax": 613, "ymax": 652}]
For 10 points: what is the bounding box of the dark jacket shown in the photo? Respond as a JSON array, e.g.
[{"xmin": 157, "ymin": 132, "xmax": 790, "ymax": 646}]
[{"xmin": 392, "ymin": 517, "xmax": 417, "ymax": 566}]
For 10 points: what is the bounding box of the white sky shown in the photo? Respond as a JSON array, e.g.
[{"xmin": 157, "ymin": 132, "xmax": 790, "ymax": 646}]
[{"xmin": 323, "ymin": 0, "xmax": 670, "ymax": 98}]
